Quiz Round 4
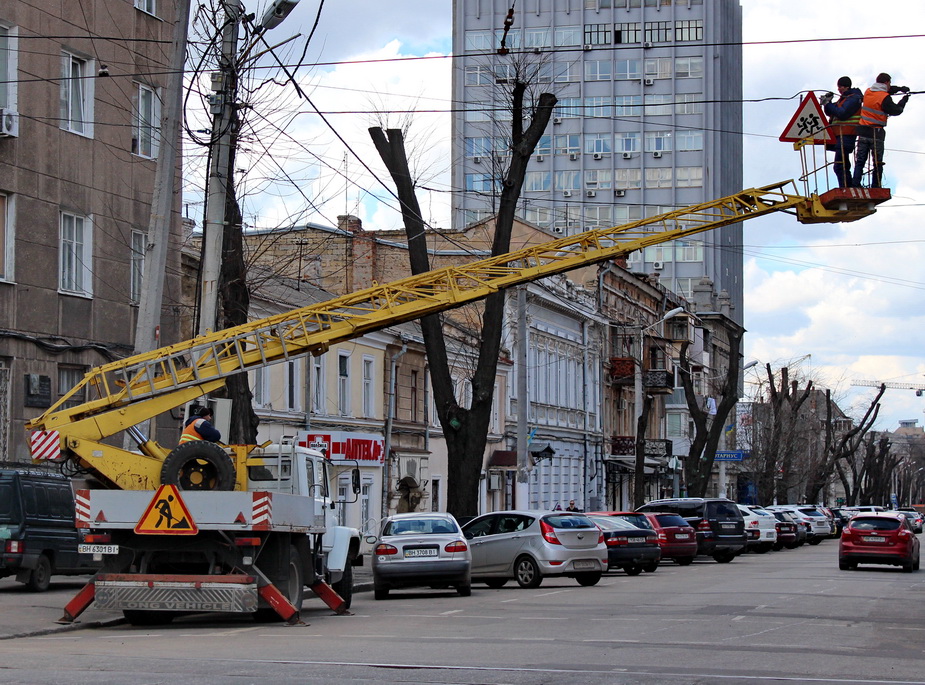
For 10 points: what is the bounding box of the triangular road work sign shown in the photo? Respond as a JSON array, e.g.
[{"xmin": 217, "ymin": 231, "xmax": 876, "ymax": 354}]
[
  {"xmin": 134, "ymin": 484, "xmax": 199, "ymax": 535},
  {"xmin": 780, "ymin": 92, "xmax": 834, "ymax": 144}
]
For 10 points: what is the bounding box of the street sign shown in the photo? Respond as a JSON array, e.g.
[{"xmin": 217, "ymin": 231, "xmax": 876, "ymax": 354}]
[
  {"xmin": 134, "ymin": 484, "xmax": 198, "ymax": 535},
  {"xmin": 714, "ymin": 450, "xmax": 748, "ymax": 461},
  {"xmin": 780, "ymin": 92, "xmax": 834, "ymax": 144}
]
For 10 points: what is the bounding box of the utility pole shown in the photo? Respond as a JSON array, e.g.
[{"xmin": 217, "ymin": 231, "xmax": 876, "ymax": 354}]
[
  {"xmin": 516, "ymin": 286, "xmax": 530, "ymax": 508},
  {"xmin": 199, "ymin": 0, "xmax": 242, "ymax": 335}
]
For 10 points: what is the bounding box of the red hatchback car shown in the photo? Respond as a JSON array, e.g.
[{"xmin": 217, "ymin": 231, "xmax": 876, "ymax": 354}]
[
  {"xmin": 642, "ymin": 512, "xmax": 698, "ymax": 565},
  {"xmin": 839, "ymin": 513, "xmax": 921, "ymax": 572}
]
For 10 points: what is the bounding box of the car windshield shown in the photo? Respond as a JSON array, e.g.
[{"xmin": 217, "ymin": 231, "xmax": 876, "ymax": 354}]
[
  {"xmin": 851, "ymin": 517, "xmax": 901, "ymax": 532},
  {"xmin": 707, "ymin": 501, "xmax": 741, "ymax": 521},
  {"xmin": 654, "ymin": 513, "xmax": 689, "ymax": 527},
  {"xmin": 798, "ymin": 508, "xmax": 825, "ymax": 517},
  {"xmin": 588, "ymin": 516, "xmax": 622, "ymax": 530},
  {"xmin": 544, "ymin": 514, "xmax": 596, "ymax": 529},
  {"xmin": 748, "ymin": 507, "xmax": 774, "ymax": 517},
  {"xmin": 772, "ymin": 512, "xmax": 793, "ymax": 522},
  {"xmin": 384, "ymin": 518, "xmax": 458, "ymax": 535}
]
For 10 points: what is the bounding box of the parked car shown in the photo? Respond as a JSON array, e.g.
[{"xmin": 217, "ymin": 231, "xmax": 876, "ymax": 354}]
[
  {"xmin": 635, "ymin": 498, "xmax": 746, "ymax": 563},
  {"xmin": 367, "ymin": 512, "xmax": 472, "ymax": 600},
  {"xmin": 769, "ymin": 510, "xmax": 799, "ymax": 550},
  {"xmin": 588, "ymin": 511, "xmax": 655, "ymax": 532},
  {"xmin": 829, "ymin": 507, "xmax": 854, "ymax": 536},
  {"xmin": 461, "ymin": 511, "xmax": 607, "ymax": 589},
  {"xmin": 839, "ymin": 512, "xmax": 920, "ymax": 572},
  {"xmin": 586, "ymin": 515, "xmax": 660, "ymax": 575},
  {"xmin": 737, "ymin": 504, "xmax": 778, "ymax": 553},
  {"xmin": 640, "ymin": 512, "xmax": 698, "ymax": 565},
  {"xmin": 887, "ymin": 510, "xmax": 923, "ymax": 535},
  {"xmin": 769, "ymin": 506, "xmax": 829, "ymax": 544},
  {"xmin": 0, "ymin": 468, "xmax": 100, "ymax": 592}
]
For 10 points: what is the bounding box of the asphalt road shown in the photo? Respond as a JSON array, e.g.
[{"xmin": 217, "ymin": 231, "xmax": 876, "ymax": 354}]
[{"xmin": 1, "ymin": 541, "xmax": 924, "ymax": 684}]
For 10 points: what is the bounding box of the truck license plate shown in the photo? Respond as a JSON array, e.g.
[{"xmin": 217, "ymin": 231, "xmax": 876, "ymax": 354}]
[
  {"xmin": 404, "ymin": 548, "xmax": 437, "ymax": 558},
  {"xmin": 78, "ymin": 544, "xmax": 119, "ymax": 555}
]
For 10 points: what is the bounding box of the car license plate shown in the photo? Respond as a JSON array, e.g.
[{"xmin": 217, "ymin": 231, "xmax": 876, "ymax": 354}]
[
  {"xmin": 721, "ymin": 523, "xmax": 735, "ymax": 529},
  {"xmin": 78, "ymin": 544, "xmax": 119, "ymax": 555},
  {"xmin": 675, "ymin": 533, "xmax": 690, "ymax": 539},
  {"xmin": 403, "ymin": 548, "xmax": 438, "ymax": 558},
  {"xmin": 628, "ymin": 537, "xmax": 645, "ymax": 544},
  {"xmin": 862, "ymin": 536, "xmax": 886, "ymax": 543},
  {"xmin": 573, "ymin": 560, "xmax": 598, "ymax": 570}
]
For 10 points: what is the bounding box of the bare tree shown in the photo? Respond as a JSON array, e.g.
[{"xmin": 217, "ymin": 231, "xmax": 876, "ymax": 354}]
[{"xmin": 370, "ymin": 71, "xmax": 556, "ymax": 516}]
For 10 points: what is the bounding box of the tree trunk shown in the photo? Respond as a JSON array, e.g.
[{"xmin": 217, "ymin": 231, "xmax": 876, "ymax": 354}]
[{"xmin": 633, "ymin": 394, "xmax": 652, "ymax": 508}]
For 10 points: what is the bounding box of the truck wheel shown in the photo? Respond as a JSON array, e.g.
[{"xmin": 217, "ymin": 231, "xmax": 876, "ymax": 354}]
[
  {"xmin": 25, "ymin": 554, "xmax": 52, "ymax": 592},
  {"xmin": 161, "ymin": 441, "xmax": 235, "ymax": 491},
  {"xmin": 331, "ymin": 562, "xmax": 353, "ymax": 610}
]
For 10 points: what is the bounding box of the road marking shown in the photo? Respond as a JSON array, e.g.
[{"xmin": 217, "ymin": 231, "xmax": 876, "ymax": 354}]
[
  {"xmin": 440, "ymin": 609, "xmax": 463, "ymax": 615},
  {"xmin": 535, "ymin": 589, "xmax": 574, "ymax": 597},
  {"xmin": 520, "ymin": 616, "xmax": 569, "ymax": 620},
  {"xmin": 732, "ymin": 615, "xmax": 746, "ymax": 621}
]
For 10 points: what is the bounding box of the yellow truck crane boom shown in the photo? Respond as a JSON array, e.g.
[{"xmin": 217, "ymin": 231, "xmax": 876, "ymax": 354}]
[{"xmin": 27, "ymin": 181, "xmax": 888, "ymax": 490}]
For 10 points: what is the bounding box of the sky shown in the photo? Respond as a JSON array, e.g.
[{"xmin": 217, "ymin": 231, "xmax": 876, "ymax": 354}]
[{"xmin": 194, "ymin": 0, "xmax": 925, "ymax": 431}]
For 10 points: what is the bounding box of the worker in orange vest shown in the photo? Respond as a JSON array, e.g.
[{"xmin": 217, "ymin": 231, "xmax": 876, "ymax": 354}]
[
  {"xmin": 852, "ymin": 72, "xmax": 910, "ymax": 188},
  {"xmin": 180, "ymin": 405, "xmax": 222, "ymax": 444}
]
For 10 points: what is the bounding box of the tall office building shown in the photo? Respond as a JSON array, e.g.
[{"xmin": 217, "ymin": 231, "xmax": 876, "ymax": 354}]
[{"xmin": 451, "ymin": 0, "xmax": 743, "ymax": 321}]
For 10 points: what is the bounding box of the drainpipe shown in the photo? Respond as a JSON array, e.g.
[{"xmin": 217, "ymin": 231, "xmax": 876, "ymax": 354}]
[{"xmin": 382, "ymin": 340, "xmax": 407, "ymax": 519}]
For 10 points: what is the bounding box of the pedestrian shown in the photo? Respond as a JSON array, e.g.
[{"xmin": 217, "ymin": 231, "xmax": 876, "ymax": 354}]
[
  {"xmin": 565, "ymin": 500, "xmax": 581, "ymax": 512},
  {"xmin": 851, "ymin": 72, "xmax": 910, "ymax": 188},
  {"xmin": 179, "ymin": 405, "xmax": 222, "ymax": 444},
  {"xmin": 820, "ymin": 76, "xmax": 862, "ymax": 188}
]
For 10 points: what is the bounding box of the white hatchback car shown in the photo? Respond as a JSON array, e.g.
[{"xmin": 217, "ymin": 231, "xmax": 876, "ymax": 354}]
[{"xmin": 737, "ymin": 504, "xmax": 778, "ymax": 553}]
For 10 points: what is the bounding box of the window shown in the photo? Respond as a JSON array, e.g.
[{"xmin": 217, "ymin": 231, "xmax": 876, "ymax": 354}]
[
  {"xmin": 584, "ymin": 60, "xmax": 613, "ymax": 81},
  {"xmin": 465, "ymin": 136, "xmax": 493, "ymax": 158},
  {"xmin": 644, "ymin": 21, "xmax": 671, "ymax": 43},
  {"xmin": 584, "ymin": 204, "xmax": 614, "ymax": 226},
  {"xmin": 337, "ymin": 352, "xmax": 350, "ymax": 416},
  {"xmin": 61, "ymin": 51, "xmax": 94, "ymax": 135},
  {"xmin": 554, "ymin": 26, "xmax": 582, "ymax": 46},
  {"xmin": 523, "ymin": 206, "xmax": 552, "ymax": 228},
  {"xmin": 134, "ymin": 0, "xmax": 156, "ymax": 14},
  {"xmin": 675, "ymin": 93, "xmax": 703, "ymax": 115},
  {"xmin": 465, "ymin": 65, "xmax": 493, "ymax": 86},
  {"xmin": 553, "ymin": 61, "xmax": 580, "ymax": 82},
  {"xmin": 60, "ymin": 211, "xmax": 92, "ymax": 296},
  {"xmin": 584, "ymin": 24, "xmax": 611, "ymax": 45},
  {"xmin": 410, "ymin": 369, "xmax": 419, "ymax": 422},
  {"xmin": 495, "ymin": 63, "xmax": 516, "ymax": 83},
  {"xmin": 645, "ymin": 167, "xmax": 673, "ymax": 188},
  {"xmin": 643, "ymin": 245, "xmax": 672, "ymax": 262},
  {"xmin": 554, "ymin": 97, "xmax": 582, "ymax": 119},
  {"xmin": 615, "ymin": 59, "xmax": 641, "ymax": 80},
  {"xmin": 666, "ymin": 412, "xmax": 685, "ymax": 437},
  {"xmin": 615, "ymin": 168, "xmax": 642, "ymax": 189},
  {"xmin": 58, "ymin": 366, "xmax": 87, "ymax": 409},
  {"xmin": 0, "ymin": 193, "xmax": 12, "ymax": 281},
  {"xmin": 464, "ymin": 104, "xmax": 490, "ymax": 122},
  {"xmin": 584, "ymin": 96, "xmax": 611, "ymax": 118},
  {"xmin": 584, "ymin": 133, "xmax": 612, "ymax": 155},
  {"xmin": 614, "ymin": 96, "xmax": 642, "ymax": 117},
  {"xmin": 644, "ymin": 58, "xmax": 672, "ymax": 79},
  {"xmin": 675, "ymin": 20, "xmax": 703, "ymax": 42},
  {"xmin": 0, "ymin": 25, "xmax": 16, "ymax": 110},
  {"xmin": 676, "ymin": 130, "xmax": 703, "ymax": 151},
  {"xmin": 524, "ymin": 171, "xmax": 551, "ymax": 192},
  {"xmin": 585, "ymin": 169, "xmax": 612, "ymax": 189},
  {"xmin": 462, "ymin": 208, "xmax": 492, "ymax": 225},
  {"xmin": 554, "ymin": 134, "xmax": 580, "ymax": 155},
  {"xmin": 614, "ymin": 204, "xmax": 643, "ymax": 224},
  {"xmin": 133, "ymin": 85, "xmax": 160, "ymax": 156},
  {"xmin": 554, "ymin": 170, "xmax": 581, "ymax": 191},
  {"xmin": 465, "ymin": 30, "xmax": 494, "ymax": 51},
  {"xmin": 615, "ymin": 132, "xmax": 640, "ymax": 152},
  {"xmin": 676, "ymin": 166, "xmax": 703, "ymax": 187},
  {"xmin": 675, "ymin": 56, "xmax": 704, "ymax": 79},
  {"xmin": 524, "ymin": 28, "xmax": 551, "ymax": 48},
  {"xmin": 362, "ymin": 357, "xmax": 374, "ymax": 418},
  {"xmin": 252, "ymin": 366, "xmax": 269, "ymax": 407},
  {"xmin": 676, "ymin": 239, "xmax": 704, "ymax": 261},
  {"xmin": 361, "ymin": 480, "xmax": 373, "ymax": 529},
  {"xmin": 312, "ymin": 355, "xmax": 325, "ymax": 413},
  {"xmin": 130, "ymin": 229, "xmax": 144, "ymax": 303},
  {"xmin": 645, "ymin": 131, "xmax": 672, "ymax": 152},
  {"xmin": 336, "ymin": 476, "xmax": 348, "ymax": 525},
  {"xmin": 535, "ymin": 135, "xmax": 552, "ymax": 156},
  {"xmin": 465, "ymin": 173, "xmax": 497, "ymax": 193},
  {"xmin": 286, "ymin": 359, "xmax": 300, "ymax": 411},
  {"xmin": 644, "ymin": 94, "xmax": 673, "ymax": 116},
  {"xmin": 615, "ymin": 22, "xmax": 641, "ymax": 43}
]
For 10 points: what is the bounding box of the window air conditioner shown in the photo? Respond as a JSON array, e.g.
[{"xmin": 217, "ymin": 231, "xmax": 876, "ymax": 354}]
[
  {"xmin": 593, "ymin": 152, "xmax": 603, "ymax": 160},
  {"xmin": 644, "ymin": 78, "xmax": 655, "ymax": 86},
  {"xmin": 553, "ymin": 226, "xmax": 565, "ymax": 234},
  {"xmin": 553, "ymin": 117, "xmax": 562, "ymax": 124},
  {"xmin": 488, "ymin": 474, "xmax": 502, "ymax": 491},
  {"xmin": 536, "ymin": 154, "xmax": 545, "ymax": 162},
  {"xmin": 614, "ymin": 189, "xmax": 626, "ymax": 197},
  {"xmin": 569, "ymin": 152, "xmax": 579, "ymax": 161},
  {"xmin": 622, "ymin": 152, "xmax": 632, "ymax": 160},
  {"xmin": 563, "ymin": 190, "xmax": 573, "ymax": 197},
  {"xmin": 583, "ymin": 44, "xmax": 593, "ymax": 51},
  {"xmin": 586, "ymin": 190, "xmax": 596, "ymax": 198},
  {"xmin": 0, "ymin": 109, "xmax": 19, "ymax": 138},
  {"xmin": 643, "ymin": 41, "xmax": 654, "ymax": 49},
  {"xmin": 653, "ymin": 261, "xmax": 664, "ymax": 270},
  {"xmin": 653, "ymin": 150, "xmax": 663, "ymax": 158},
  {"xmin": 472, "ymin": 156, "xmax": 481, "ymax": 164}
]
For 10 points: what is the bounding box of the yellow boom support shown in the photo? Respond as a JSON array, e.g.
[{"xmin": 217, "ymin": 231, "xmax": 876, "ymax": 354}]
[{"xmin": 27, "ymin": 181, "xmax": 885, "ymax": 489}]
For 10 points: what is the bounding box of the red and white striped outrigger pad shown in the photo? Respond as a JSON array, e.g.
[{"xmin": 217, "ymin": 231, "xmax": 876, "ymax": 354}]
[{"xmin": 30, "ymin": 430, "xmax": 63, "ymax": 461}]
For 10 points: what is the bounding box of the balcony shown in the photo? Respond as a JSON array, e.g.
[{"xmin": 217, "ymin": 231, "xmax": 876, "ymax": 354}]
[
  {"xmin": 643, "ymin": 369, "xmax": 674, "ymax": 394},
  {"xmin": 609, "ymin": 357, "xmax": 634, "ymax": 384},
  {"xmin": 610, "ymin": 436, "xmax": 672, "ymax": 459}
]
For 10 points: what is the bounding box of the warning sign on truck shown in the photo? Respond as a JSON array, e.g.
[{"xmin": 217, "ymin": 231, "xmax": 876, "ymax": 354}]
[{"xmin": 134, "ymin": 484, "xmax": 199, "ymax": 535}]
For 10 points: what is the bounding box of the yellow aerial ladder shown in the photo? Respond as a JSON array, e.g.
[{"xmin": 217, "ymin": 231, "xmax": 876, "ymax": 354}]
[{"xmin": 27, "ymin": 180, "xmax": 889, "ymax": 490}]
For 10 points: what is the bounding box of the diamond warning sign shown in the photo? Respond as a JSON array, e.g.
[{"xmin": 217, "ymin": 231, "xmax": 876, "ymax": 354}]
[
  {"xmin": 134, "ymin": 484, "xmax": 198, "ymax": 535},
  {"xmin": 780, "ymin": 92, "xmax": 834, "ymax": 144}
]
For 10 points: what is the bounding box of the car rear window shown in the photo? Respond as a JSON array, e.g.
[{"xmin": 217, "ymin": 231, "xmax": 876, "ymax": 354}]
[
  {"xmin": 851, "ymin": 517, "xmax": 901, "ymax": 532},
  {"xmin": 615, "ymin": 513, "xmax": 653, "ymax": 529},
  {"xmin": 384, "ymin": 518, "xmax": 459, "ymax": 535},
  {"xmin": 654, "ymin": 514, "xmax": 689, "ymax": 528},
  {"xmin": 707, "ymin": 501, "xmax": 741, "ymax": 521},
  {"xmin": 544, "ymin": 514, "xmax": 596, "ymax": 529},
  {"xmin": 0, "ymin": 482, "xmax": 17, "ymax": 523}
]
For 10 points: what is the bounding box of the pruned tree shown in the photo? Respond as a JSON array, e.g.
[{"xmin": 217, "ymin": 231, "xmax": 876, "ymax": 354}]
[{"xmin": 369, "ymin": 69, "xmax": 557, "ymax": 516}]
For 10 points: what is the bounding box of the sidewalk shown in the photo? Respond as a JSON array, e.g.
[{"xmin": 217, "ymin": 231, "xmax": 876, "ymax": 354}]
[{"xmin": 0, "ymin": 555, "xmax": 373, "ymax": 640}]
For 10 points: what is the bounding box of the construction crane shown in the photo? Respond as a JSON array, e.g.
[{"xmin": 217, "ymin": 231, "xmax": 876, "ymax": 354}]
[
  {"xmin": 852, "ymin": 380, "xmax": 925, "ymax": 396},
  {"xmin": 27, "ymin": 180, "xmax": 889, "ymax": 490}
]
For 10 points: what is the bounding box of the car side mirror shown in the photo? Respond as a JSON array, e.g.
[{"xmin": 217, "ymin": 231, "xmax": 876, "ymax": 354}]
[{"xmin": 351, "ymin": 468, "xmax": 361, "ymax": 495}]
